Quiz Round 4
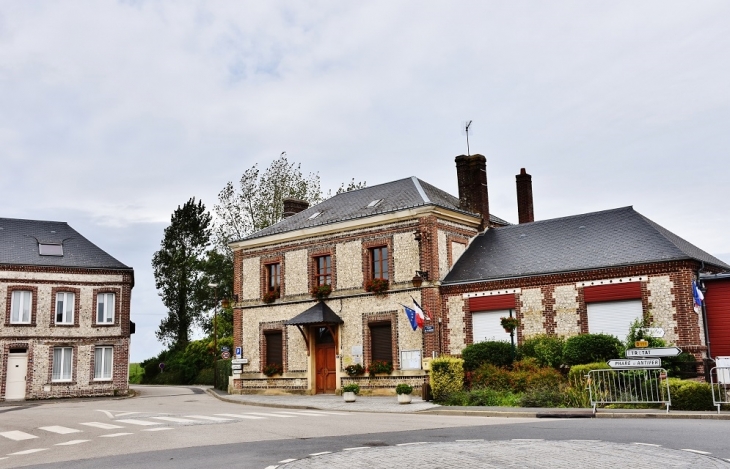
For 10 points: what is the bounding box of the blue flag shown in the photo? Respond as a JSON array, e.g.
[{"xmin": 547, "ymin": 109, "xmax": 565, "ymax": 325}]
[{"xmin": 402, "ymin": 305, "xmax": 418, "ymax": 331}]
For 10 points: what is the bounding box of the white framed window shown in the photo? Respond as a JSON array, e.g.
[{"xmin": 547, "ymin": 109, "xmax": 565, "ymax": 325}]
[
  {"xmin": 10, "ymin": 290, "xmax": 32, "ymax": 324},
  {"xmin": 52, "ymin": 347, "xmax": 73, "ymax": 382},
  {"xmin": 587, "ymin": 300, "xmax": 643, "ymax": 343},
  {"xmin": 96, "ymin": 293, "xmax": 115, "ymax": 324},
  {"xmin": 472, "ymin": 309, "xmax": 513, "ymax": 343},
  {"xmin": 55, "ymin": 292, "xmax": 75, "ymax": 324},
  {"xmin": 94, "ymin": 346, "xmax": 113, "ymax": 380}
]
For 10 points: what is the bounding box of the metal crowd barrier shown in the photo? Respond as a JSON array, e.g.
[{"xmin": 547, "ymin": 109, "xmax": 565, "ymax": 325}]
[
  {"xmin": 587, "ymin": 368, "xmax": 671, "ymax": 414},
  {"xmin": 710, "ymin": 367, "xmax": 730, "ymax": 414}
]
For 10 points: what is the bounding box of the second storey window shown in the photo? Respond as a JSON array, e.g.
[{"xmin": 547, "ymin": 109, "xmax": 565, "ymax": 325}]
[
  {"xmin": 97, "ymin": 293, "xmax": 115, "ymax": 324},
  {"xmin": 315, "ymin": 255, "xmax": 332, "ymax": 286},
  {"xmin": 10, "ymin": 290, "xmax": 32, "ymax": 324},
  {"xmin": 266, "ymin": 263, "xmax": 281, "ymax": 292},
  {"xmin": 55, "ymin": 292, "xmax": 75, "ymax": 324},
  {"xmin": 371, "ymin": 246, "xmax": 389, "ymax": 280}
]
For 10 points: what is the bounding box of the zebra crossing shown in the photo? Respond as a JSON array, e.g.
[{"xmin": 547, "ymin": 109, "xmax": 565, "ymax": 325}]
[{"xmin": 0, "ymin": 410, "xmax": 348, "ymax": 447}]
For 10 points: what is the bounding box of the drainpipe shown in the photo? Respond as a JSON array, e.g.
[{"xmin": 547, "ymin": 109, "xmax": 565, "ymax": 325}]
[{"xmin": 697, "ymin": 262, "xmax": 712, "ymax": 360}]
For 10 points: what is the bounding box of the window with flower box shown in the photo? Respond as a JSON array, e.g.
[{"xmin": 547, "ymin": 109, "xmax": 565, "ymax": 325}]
[
  {"xmin": 370, "ymin": 246, "xmax": 388, "ymax": 280},
  {"xmin": 314, "ymin": 255, "xmax": 332, "ymax": 286}
]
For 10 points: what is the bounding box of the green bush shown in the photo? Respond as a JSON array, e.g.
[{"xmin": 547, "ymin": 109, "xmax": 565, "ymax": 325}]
[
  {"xmin": 461, "ymin": 341, "xmax": 513, "ymax": 371},
  {"xmin": 507, "ymin": 359, "xmax": 564, "ymax": 393},
  {"xmin": 519, "ymin": 335, "xmax": 565, "ymax": 368},
  {"xmin": 471, "ymin": 364, "xmax": 512, "ymax": 391},
  {"xmin": 440, "ymin": 388, "xmax": 521, "ymax": 406},
  {"xmin": 342, "ymin": 383, "xmax": 360, "ymax": 394},
  {"xmin": 668, "ymin": 378, "xmax": 715, "ymax": 411},
  {"xmin": 567, "ymin": 362, "xmax": 611, "ymax": 381},
  {"xmin": 563, "ymin": 334, "xmax": 622, "ymax": 366},
  {"xmin": 194, "ymin": 368, "xmax": 214, "ymax": 385},
  {"xmin": 430, "ymin": 356, "xmax": 464, "ymax": 401},
  {"xmin": 215, "ymin": 359, "xmax": 232, "ymax": 391},
  {"xmin": 128, "ymin": 363, "xmax": 144, "ymax": 384},
  {"xmin": 519, "ymin": 386, "xmax": 566, "ymax": 407},
  {"xmin": 395, "ymin": 384, "xmax": 413, "ymax": 395}
]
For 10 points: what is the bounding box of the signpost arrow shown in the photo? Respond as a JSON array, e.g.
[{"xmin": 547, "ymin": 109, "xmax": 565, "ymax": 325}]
[
  {"xmin": 639, "ymin": 327, "xmax": 665, "ymax": 338},
  {"xmin": 626, "ymin": 346, "xmax": 682, "ymax": 358},
  {"xmin": 607, "ymin": 358, "xmax": 662, "ymax": 369}
]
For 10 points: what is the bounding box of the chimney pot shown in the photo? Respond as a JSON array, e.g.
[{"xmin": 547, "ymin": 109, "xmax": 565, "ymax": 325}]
[
  {"xmin": 283, "ymin": 198, "xmax": 309, "ymax": 218},
  {"xmin": 455, "ymin": 154, "xmax": 490, "ymax": 228},
  {"xmin": 516, "ymin": 168, "xmax": 534, "ymax": 224}
]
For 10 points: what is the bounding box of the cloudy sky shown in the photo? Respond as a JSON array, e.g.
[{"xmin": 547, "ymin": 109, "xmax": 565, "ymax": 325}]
[{"xmin": 2, "ymin": 1, "xmax": 728, "ymax": 362}]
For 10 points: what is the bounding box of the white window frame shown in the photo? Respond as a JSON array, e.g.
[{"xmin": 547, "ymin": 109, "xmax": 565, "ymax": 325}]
[
  {"xmin": 55, "ymin": 292, "xmax": 75, "ymax": 325},
  {"xmin": 96, "ymin": 293, "xmax": 115, "ymax": 325},
  {"xmin": 94, "ymin": 346, "xmax": 113, "ymax": 381},
  {"xmin": 10, "ymin": 290, "xmax": 32, "ymax": 324},
  {"xmin": 52, "ymin": 347, "xmax": 73, "ymax": 382}
]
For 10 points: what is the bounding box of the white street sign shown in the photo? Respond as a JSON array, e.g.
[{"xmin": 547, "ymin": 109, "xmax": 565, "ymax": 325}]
[
  {"xmin": 639, "ymin": 327, "xmax": 665, "ymax": 338},
  {"xmin": 608, "ymin": 358, "xmax": 661, "ymax": 368},
  {"xmin": 626, "ymin": 347, "xmax": 681, "ymax": 358},
  {"xmin": 232, "ymin": 358, "xmax": 249, "ymax": 365}
]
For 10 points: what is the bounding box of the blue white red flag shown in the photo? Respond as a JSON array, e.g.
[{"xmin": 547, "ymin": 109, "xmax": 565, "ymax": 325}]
[
  {"xmin": 412, "ymin": 297, "xmax": 431, "ymax": 329},
  {"xmin": 402, "ymin": 305, "xmax": 418, "ymax": 331},
  {"xmin": 692, "ymin": 280, "xmax": 704, "ymax": 313}
]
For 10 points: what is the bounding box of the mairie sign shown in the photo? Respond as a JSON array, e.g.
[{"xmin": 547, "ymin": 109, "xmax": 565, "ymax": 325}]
[
  {"xmin": 607, "ymin": 358, "xmax": 661, "ymax": 369},
  {"xmin": 626, "ymin": 346, "xmax": 681, "ymax": 358}
]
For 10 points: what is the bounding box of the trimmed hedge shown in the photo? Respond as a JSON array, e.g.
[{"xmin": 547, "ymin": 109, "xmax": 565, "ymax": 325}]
[
  {"xmin": 518, "ymin": 335, "xmax": 564, "ymax": 368},
  {"xmin": 461, "ymin": 341, "xmax": 513, "ymax": 371},
  {"xmin": 562, "ymin": 334, "xmax": 622, "ymax": 366},
  {"xmin": 668, "ymin": 378, "xmax": 715, "ymax": 411},
  {"xmin": 430, "ymin": 356, "xmax": 464, "ymax": 402}
]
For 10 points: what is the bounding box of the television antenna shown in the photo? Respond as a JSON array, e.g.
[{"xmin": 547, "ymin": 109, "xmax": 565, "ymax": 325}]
[{"xmin": 464, "ymin": 120, "xmax": 473, "ymax": 156}]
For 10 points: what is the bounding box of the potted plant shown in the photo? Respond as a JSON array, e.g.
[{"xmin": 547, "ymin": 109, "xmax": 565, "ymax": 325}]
[
  {"xmin": 342, "ymin": 383, "xmax": 360, "ymax": 402},
  {"xmin": 344, "ymin": 364, "xmax": 365, "ymax": 377},
  {"xmin": 395, "ymin": 384, "xmax": 413, "ymax": 404},
  {"xmin": 365, "ymin": 278, "xmax": 389, "ymax": 297},
  {"xmin": 310, "ymin": 284, "xmax": 332, "ymax": 301},
  {"xmin": 500, "ymin": 316, "xmax": 519, "ymax": 334},
  {"xmin": 262, "ymin": 287, "xmax": 280, "ymax": 304},
  {"xmin": 262, "ymin": 363, "xmax": 283, "ymax": 377},
  {"xmin": 367, "ymin": 360, "xmax": 394, "ymax": 377}
]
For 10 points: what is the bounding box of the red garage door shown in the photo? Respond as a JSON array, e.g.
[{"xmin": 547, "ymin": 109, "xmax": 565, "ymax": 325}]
[{"xmin": 705, "ymin": 278, "xmax": 730, "ymax": 358}]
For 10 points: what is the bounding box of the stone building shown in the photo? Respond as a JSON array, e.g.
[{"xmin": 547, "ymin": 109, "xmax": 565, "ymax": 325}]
[
  {"xmin": 0, "ymin": 218, "xmax": 134, "ymax": 401},
  {"xmin": 230, "ymin": 156, "xmax": 507, "ymax": 394},
  {"xmin": 441, "ymin": 175, "xmax": 730, "ymax": 360}
]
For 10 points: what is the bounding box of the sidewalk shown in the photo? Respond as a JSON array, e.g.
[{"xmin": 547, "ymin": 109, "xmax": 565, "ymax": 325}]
[{"xmin": 205, "ymin": 388, "xmax": 730, "ymax": 419}]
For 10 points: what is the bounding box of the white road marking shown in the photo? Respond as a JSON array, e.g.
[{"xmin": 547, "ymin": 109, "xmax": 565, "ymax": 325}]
[
  {"xmin": 184, "ymin": 415, "xmax": 232, "ymax": 422},
  {"xmin": 115, "ymin": 419, "xmax": 161, "ymax": 426},
  {"xmin": 152, "ymin": 417, "xmax": 201, "ymax": 424},
  {"xmin": 682, "ymin": 449, "xmax": 711, "ymax": 455},
  {"xmin": 214, "ymin": 413, "xmax": 266, "ymax": 420},
  {"xmin": 100, "ymin": 433, "xmax": 133, "ymax": 438},
  {"xmin": 39, "ymin": 426, "xmax": 82, "ymax": 435},
  {"xmin": 396, "ymin": 442, "xmax": 427, "ymax": 446},
  {"xmin": 97, "ymin": 410, "xmax": 140, "ymax": 419},
  {"xmin": 309, "ymin": 451, "xmax": 332, "ymax": 456},
  {"xmin": 569, "ymin": 439, "xmax": 600, "ymax": 442},
  {"xmin": 80, "ymin": 422, "xmax": 124, "ymax": 430},
  {"xmin": 279, "ymin": 459, "xmax": 297, "ymax": 463},
  {"xmin": 244, "ymin": 412, "xmax": 295, "ymax": 418},
  {"xmin": 55, "ymin": 440, "xmax": 89, "ymax": 446},
  {"xmin": 456, "ymin": 439, "xmax": 484, "ymax": 442},
  {"xmin": 143, "ymin": 428, "xmax": 173, "ymax": 432},
  {"xmin": 343, "ymin": 447, "xmax": 369, "ymax": 451},
  {"xmin": 633, "ymin": 442, "xmax": 662, "ymax": 447},
  {"xmin": 512, "ymin": 439, "xmax": 544, "ymax": 442},
  {"xmin": 274, "ymin": 412, "xmax": 322, "ymax": 417},
  {"xmin": 0, "ymin": 431, "xmax": 37, "ymax": 441},
  {"xmin": 264, "ymin": 466, "xmax": 279, "ymax": 469},
  {"xmin": 7, "ymin": 448, "xmax": 47, "ymax": 455},
  {"xmin": 296, "ymin": 411, "xmax": 348, "ymax": 416}
]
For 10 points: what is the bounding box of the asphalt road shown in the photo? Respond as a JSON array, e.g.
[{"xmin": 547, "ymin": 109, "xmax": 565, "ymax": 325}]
[{"xmin": 1, "ymin": 386, "xmax": 729, "ymax": 468}]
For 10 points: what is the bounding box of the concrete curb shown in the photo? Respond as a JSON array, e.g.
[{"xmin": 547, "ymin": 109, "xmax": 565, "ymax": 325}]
[
  {"xmin": 204, "ymin": 388, "xmax": 318, "ymax": 410},
  {"xmin": 421, "ymin": 408, "xmax": 730, "ymax": 420}
]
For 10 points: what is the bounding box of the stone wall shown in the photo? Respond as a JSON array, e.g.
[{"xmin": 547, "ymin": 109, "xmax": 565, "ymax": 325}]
[
  {"xmin": 520, "ymin": 288, "xmax": 545, "ymax": 338},
  {"xmin": 553, "ymin": 285, "xmax": 580, "ymax": 337},
  {"xmin": 241, "ymin": 257, "xmax": 261, "ymax": 300},
  {"xmin": 647, "ymin": 275, "xmax": 679, "ymax": 345},
  {"xmin": 335, "ymin": 241, "xmax": 363, "ymax": 289}
]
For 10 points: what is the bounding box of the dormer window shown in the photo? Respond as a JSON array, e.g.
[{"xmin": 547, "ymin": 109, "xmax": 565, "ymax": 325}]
[
  {"xmin": 39, "ymin": 243, "xmax": 63, "ymax": 256},
  {"xmin": 367, "ymin": 199, "xmax": 383, "ymax": 208},
  {"xmin": 308, "ymin": 212, "xmax": 321, "ymax": 220}
]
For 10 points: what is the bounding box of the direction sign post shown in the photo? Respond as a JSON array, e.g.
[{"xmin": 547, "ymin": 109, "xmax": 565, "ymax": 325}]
[
  {"xmin": 625, "ymin": 346, "xmax": 682, "ymax": 358},
  {"xmin": 608, "ymin": 358, "xmax": 662, "ymax": 369},
  {"xmin": 638, "ymin": 327, "xmax": 665, "ymax": 338}
]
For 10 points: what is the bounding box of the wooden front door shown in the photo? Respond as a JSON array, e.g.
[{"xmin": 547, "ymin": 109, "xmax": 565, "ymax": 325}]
[{"xmin": 314, "ymin": 327, "xmax": 337, "ymax": 394}]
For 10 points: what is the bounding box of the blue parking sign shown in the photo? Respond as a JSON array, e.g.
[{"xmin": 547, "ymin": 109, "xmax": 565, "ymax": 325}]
[{"xmin": 235, "ymin": 346, "xmax": 242, "ymax": 358}]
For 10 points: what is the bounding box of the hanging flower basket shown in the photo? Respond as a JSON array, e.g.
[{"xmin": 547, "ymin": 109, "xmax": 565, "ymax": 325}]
[
  {"xmin": 367, "ymin": 360, "xmax": 393, "ymax": 376},
  {"xmin": 500, "ymin": 316, "xmax": 519, "ymax": 333},
  {"xmin": 310, "ymin": 284, "xmax": 332, "ymax": 301},
  {"xmin": 262, "ymin": 287, "xmax": 280, "ymax": 304},
  {"xmin": 365, "ymin": 278, "xmax": 390, "ymax": 297},
  {"xmin": 262, "ymin": 363, "xmax": 283, "ymax": 377},
  {"xmin": 344, "ymin": 364, "xmax": 365, "ymax": 376}
]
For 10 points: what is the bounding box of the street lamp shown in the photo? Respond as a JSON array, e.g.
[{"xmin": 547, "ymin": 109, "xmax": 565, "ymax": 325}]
[{"xmin": 208, "ymin": 282, "xmax": 219, "ymax": 389}]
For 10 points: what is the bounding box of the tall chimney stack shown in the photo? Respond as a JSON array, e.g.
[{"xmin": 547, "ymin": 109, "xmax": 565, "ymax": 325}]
[
  {"xmin": 516, "ymin": 168, "xmax": 534, "ymax": 224},
  {"xmin": 283, "ymin": 198, "xmax": 309, "ymax": 218},
  {"xmin": 455, "ymin": 154, "xmax": 490, "ymax": 227}
]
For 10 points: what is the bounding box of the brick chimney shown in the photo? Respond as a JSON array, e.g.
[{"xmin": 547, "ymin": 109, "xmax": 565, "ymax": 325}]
[
  {"xmin": 282, "ymin": 198, "xmax": 309, "ymax": 218},
  {"xmin": 516, "ymin": 168, "xmax": 534, "ymax": 224},
  {"xmin": 455, "ymin": 154, "xmax": 490, "ymax": 226}
]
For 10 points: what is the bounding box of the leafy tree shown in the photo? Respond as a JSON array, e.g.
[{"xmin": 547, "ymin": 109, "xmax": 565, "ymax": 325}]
[
  {"xmin": 152, "ymin": 198, "xmax": 212, "ymax": 349},
  {"xmin": 199, "ymin": 249, "xmax": 234, "ymax": 338}
]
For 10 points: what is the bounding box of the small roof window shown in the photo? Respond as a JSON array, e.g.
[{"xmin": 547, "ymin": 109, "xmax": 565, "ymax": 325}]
[
  {"xmin": 308, "ymin": 212, "xmax": 322, "ymax": 220},
  {"xmin": 39, "ymin": 243, "xmax": 63, "ymax": 256},
  {"xmin": 367, "ymin": 199, "xmax": 383, "ymax": 208}
]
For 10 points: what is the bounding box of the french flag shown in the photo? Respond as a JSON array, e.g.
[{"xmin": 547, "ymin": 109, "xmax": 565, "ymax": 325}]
[
  {"xmin": 412, "ymin": 297, "xmax": 431, "ymax": 329},
  {"xmin": 402, "ymin": 305, "xmax": 419, "ymax": 331}
]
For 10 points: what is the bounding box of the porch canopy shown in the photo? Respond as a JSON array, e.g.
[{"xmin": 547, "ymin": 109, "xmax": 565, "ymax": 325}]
[{"xmin": 285, "ymin": 301, "xmax": 343, "ymax": 354}]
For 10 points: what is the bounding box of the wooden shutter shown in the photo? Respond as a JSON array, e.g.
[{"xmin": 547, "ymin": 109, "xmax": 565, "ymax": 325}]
[
  {"xmin": 370, "ymin": 323, "xmax": 393, "ymax": 362},
  {"xmin": 583, "ymin": 282, "xmax": 641, "ymax": 303},
  {"xmin": 265, "ymin": 331, "xmax": 283, "ymax": 366},
  {"xmin": 705, "ymin": 280, "xmax": 730, "ymax": 358},
  {"xmin": 469, "ymin": 294, "xmax": 516, "ymax": 312}
]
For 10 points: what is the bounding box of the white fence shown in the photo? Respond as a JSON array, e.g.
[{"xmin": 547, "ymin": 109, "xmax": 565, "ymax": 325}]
[
  {"xmin": 710, "ymin": 366, "xmax": 730, "ymax": 414},
  {"xmin": 587, "ymin": 368, "xmax": 671, "ymax": 414}
]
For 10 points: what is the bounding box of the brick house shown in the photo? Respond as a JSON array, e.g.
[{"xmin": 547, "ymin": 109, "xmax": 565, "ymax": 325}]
[
  {"xmin": 230, "ymin": 156, "xmax": 507, "ymax": 394},
  {"xmin": 440, "ymin": 173, "xmax": 730, "ymax": 360},
  {"xmin": 0, "ymin": 218, "xmax": 134, "ymax": 401}
]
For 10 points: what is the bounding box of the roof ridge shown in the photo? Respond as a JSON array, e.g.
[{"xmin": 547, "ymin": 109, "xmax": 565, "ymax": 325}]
[
  {"xmin": 489, "ymin": 206, "xmax": 634, "ymax": 230},
  {"xmin": 411, "ymin": 177, "xmax": 431, "ymax": 204},
  {"xmin": 0, "ymin": 217, "xmax": 68, "ymax": 225}
]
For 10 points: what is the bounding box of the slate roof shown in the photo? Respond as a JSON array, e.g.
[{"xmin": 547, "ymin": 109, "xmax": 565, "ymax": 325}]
[
  {"xmin": 443, "ymin": 206, "xmax": 730, "ymax": 284},
  {"xmin": 285, "ymin": 301, "xmax": 344, "ymax": 325},
  {"xmin": 0, "ymin": 217, "xmax": 131, "ymax": 270},
  {"xmin": 240, "ymin": 177, "xmax": 509, "ymax": 241}
]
